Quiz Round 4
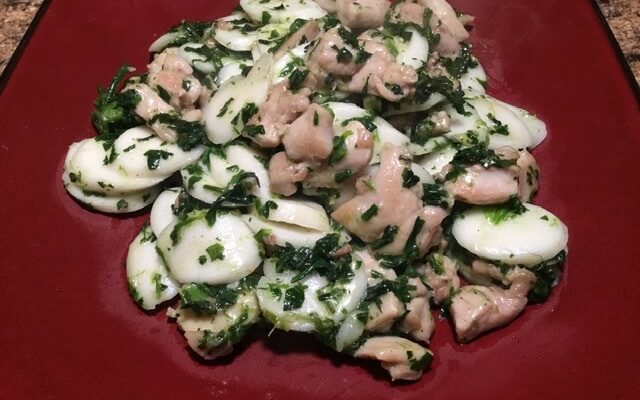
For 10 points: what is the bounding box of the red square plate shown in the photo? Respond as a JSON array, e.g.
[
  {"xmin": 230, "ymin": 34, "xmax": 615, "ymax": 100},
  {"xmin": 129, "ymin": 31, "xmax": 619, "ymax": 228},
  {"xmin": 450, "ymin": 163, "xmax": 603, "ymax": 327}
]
[{"xmin": 1, "ymin": 0, "xmax": 639, "ymax": 398}]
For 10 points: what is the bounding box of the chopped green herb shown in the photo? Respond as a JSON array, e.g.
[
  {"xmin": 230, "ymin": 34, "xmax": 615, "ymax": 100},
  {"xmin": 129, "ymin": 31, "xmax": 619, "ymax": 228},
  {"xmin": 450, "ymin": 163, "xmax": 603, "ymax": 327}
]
[
  {"xmin": 384, "ymin": 82, "xmax": 404, "ymax": 96},
  {"xmin": 152, "ymin": 272, "xmax": 168, "ymax": 298},
  {"xmin": 288, "ymin": 68, "xmax": 310, "ymax": 90},
  {"xmin": 143, "ymin": 149, "xmax": 173, "ymax": 170},
  {"xmin": 487, "ymin": 113, "xmax": 509, "ymax": 136},
  {"xmin": 370, "ymin": 225, "xmax": 399, "ymax": 250},
  {"xmin": 361, "ymin": 204, "xmax": 379, "ymax": 221},
  {"xmin": 92, "ymin": 65, "xmax": 141, "ymax": 141},
  {"xmin": 427, "ymin": 254, "xmax": 445, "ymax": 275},
  {"xmin": 155, "ymin": 85, "xmax": 171, "ymax": 103},
  {"xmin": 261, "ymin": 11, "xmax": 271, "ymax": 24},
  {"xmin": 482, "ymin": 197, "xmax": 527, "ymax": 225},
  {"xmin": 243, "ymin": 124, "xmax": 265, "ymax": 137},
  {"xmin": 402, "ymin": 168, "xmax": 420, "ymax": 188},
  {"xmin": 274, "ymin": 233, "xmax": 353, "ymax": 283},
  {"xmin": 283, "ymin": 284, "xmax": 307, "ymax": 311},
  {"xmin": 217, "ymin": 98, "xmax": 234, "ymax": 117},
  {"xmin": 156, "ymin": 21, "xmax": 212, "ymax": 51},
  {"xmin": 335, "ymin": 169, "xmax": 354, "ymax": 183},
  {"xmin": 422, "ymin": 183, "xmax": 450, "ymax": 209},
  {"xmin": 179, "ymin": 282, "xmax": 240, "ymax": 315},
  {"xmin": 205, "ymin": 243, "xmax": 225, "ymax": 261},
  {"xmin": 329, "ymin": 133, "xmax": 349, "ymax": 165},
  {"xmin": 255, "ymin": 199, "xmax": 279, "ymax": 218},
  {"xmin": 148, "ymin": 113, "xmax": 206, "ymax": 151},
  {"xmin": 116, "ymin": 199, "xmax": 129, "ymax": 210},
  {"xmin": 441, "ymin": 44, "xmax": 478, "ymax": 79}
]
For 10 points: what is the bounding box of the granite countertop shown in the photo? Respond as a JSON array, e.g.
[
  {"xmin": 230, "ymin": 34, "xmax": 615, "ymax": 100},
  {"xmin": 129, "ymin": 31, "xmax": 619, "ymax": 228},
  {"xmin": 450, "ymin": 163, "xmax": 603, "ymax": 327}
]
[{"xmin": 1, "ymin": 0, "xmax": 639, "ymax": 82}]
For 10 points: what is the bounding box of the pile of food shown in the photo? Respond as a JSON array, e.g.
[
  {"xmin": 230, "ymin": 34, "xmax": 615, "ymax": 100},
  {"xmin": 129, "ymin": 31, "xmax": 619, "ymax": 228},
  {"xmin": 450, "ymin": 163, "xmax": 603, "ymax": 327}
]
[{"xmin": 62, "ymin": 0, "xmax": 568, "ymax": 381}]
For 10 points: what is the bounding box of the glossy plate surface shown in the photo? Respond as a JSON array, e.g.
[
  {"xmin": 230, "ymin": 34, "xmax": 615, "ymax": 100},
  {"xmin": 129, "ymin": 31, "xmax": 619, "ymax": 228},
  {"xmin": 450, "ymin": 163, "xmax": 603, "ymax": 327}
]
[{"xmin": 1, "ymin": 0, "xmax": 639, "ymax": 398}]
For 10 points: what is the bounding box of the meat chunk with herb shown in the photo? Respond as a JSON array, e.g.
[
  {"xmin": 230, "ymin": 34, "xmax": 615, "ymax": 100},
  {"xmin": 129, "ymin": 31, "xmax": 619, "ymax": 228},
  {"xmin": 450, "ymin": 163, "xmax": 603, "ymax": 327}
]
[
  {"xmin": 268, "ymin": 151, "xmax": 309, "ymax": 196},
  {"xmin": 449, "ymin": 267, "xmax": 536, "ymax": 342},
  {"xmin": 419, "ymin": 254, "xmax": 460, "ymax": 304},
  {"xmin": 246, "ymin": 80, "xmax": 311, "ymax": 148},
  {"xmin": 516, "ymin": 148, "xmax": 540, "ymax": 202},
  {"xmin": 444, "ymin": 164, "xmax": 519, "ymax": 205},
  {"xmin": 343, "ymin": 38, "xmax": 417, "ymax": 101},
  {"xmin": 366, "ymin": 292, "xmax": 405, "ymax": 332},
  {"xmin": 147, "ymin": 48, "xmax": 202, "ymax": 110},
  {"xmin": 282, "ymin": 104, "xmax": 335, "ymax": 163},
  {"xmin": 332, "ymin": 144, "xmax": 445, "ymax": 256},
  {"xmin": 303, "ymin": 120, "xmax": 374, "ymax": 188},
  {"xmin": 399, "ymin": 278, "xmax": 435, "ymax": 343},
  {"xmin": 354, "ymin": 336, "xmax": 432, "ymax": 381},
  {"xmin": 274, "ymin": 20, "xmax": 321, "ymax": 59},
  {"xmin": 307, "ymin": 26, "xmax": 366, "ymax": 81},
  {"xmin": 336, "ymin": 0, "xmax": 390, "ymax": 31}
]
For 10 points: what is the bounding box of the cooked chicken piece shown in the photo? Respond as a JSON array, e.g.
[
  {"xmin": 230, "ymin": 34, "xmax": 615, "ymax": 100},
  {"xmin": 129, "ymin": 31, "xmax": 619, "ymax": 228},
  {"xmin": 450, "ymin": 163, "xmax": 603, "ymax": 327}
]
[
  {"xmin": 354, "ymin": 336, "xmax": 432, "ymax": 381},
  {"xmin": 332, "ymin": 145, "xmax": 446, "ymax": 255},
  {"xmin": 282, "ymin": 104, "xmax": 335, "ymax": 163},
  {"xmin": 418, "ymin": 0, "xmax": 469, "ymax": 42},
  {"xmin": 444, "ymin": 164, "xmax": 519, "ymax": 205},
  {"xmin": 419, "ymin": 254, "xmax": 460, "ymax": 304},
  {"xmin": 470, "ymin": 259, "xmax": 509, "ymax": 285},
  {"xmin": 274, "ymin": 20, "xmax": 321, "ymax": 59},
  {"xmin": 307, "ymin": 26, "xmax": 362, "ymax": 81},
  {"xmin": 450, "ymin": 267, "xmax": 536, "ymax": 342},
  {"xmin": 396, "ymin": 0, "xmax": 471, "ymax": 58},
  {"xmin": 516, "ymin": 148, "xmax": 539, "ymax": 202},
  {"xmin": 366, "ymin": 292, "xmax": 405, "ymax": 332},
  {"xmin": 125, "ymin": 82, "xmax": 179, "ymax": 142},
  {"xmin": 343, "ymin": 39, "xmax": 417, "ymax": 101},
  {"xmin": 147, "ymin": 48, "xmax": 202, "ymax": 110},
  {"xmin": 169, "ymin": 291, "xmax": 260, "ymax": 360},
  {"xmin": 335, "ymin": 121, "xmax": 375, "ymax": 172},
  {"xmin": 355, "ymin": 249, "xmax": 397, "ymax": 286},
  {"xmin": 336, "ymin": 0, "xmax": 390, "ymax": 31},
  {"xmin": 332, "ymin": 144, "xmax": 422, "ymax": 242},
  {"xmin": 398, "ymin": 2, "xmax": 425, "ymax": 25},
  {"xmin": 443, "ymin": 146, "xmax": 538, "ymax": 205},
  {"xmin": 304, "ymin": 120, "xmax": 374, "ymax": 188},
  {"xmin": 375, "ymin": 205, "xmax": 448, "ymax": 256},
  {"xmin": 247, "ymin": 81, "xmax": 311, "ymax": 148},
  {"xmin": 126, "ymin": 82, "xmax": 174, "ymax": 120},
  {"xmin": 268, "ymin": 151, "xmax": 309, "ymax": 196},
  {"xmin": 399, "ymin": 278, "xmax": 435, "ymax": 343}
]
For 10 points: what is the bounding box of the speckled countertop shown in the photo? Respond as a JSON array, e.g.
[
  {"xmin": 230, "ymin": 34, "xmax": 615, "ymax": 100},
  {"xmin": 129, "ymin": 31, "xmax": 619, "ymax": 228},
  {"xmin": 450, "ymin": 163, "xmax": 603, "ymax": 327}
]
[{"xmin": 0, "ymin": 0, "xmax": 639, "ymax": 82}]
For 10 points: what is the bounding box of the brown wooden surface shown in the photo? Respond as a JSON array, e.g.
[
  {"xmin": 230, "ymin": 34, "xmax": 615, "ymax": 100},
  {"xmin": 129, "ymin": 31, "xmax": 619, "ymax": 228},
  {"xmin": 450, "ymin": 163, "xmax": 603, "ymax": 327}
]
[{"xmin": 1, "ymin": 0, "xmax": 638, "ymax": 81}]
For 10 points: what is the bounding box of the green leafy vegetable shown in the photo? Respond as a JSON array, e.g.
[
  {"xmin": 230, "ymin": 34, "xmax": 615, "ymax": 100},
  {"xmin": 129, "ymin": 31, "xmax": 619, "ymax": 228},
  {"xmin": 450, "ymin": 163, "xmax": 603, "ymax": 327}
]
[
  {"xmin": 487, "ymin": 113, "xmax": 509, "ymax": 136},
  {"xmin": 92, "ymin": 65, "xmax": 141, "ymax": 141},
  {"xmin": 441, "ymin": 43, "xmax": 477, "ymax": 79},
  {"xmin": 156, "ymin": 21, "xmax": 212, "ymax": 51},
  {"xmin": 527, "ymin": 250, "xmax": 566, "ymax": 303},
  {"xmin": 274, "ymin": 234, "xmax": 353, "ymax": 283},
  {"xmin": 402, "ymin": 168, "xmax": 420, "ymax": 188},
  {"xmin": 422, "ymin": 183, "xmax": 450, "ymax": 209},
  {"xmin": 149, "ymin": 113, "xmax": 206, "ymax": 151},
  {"xmin": 205, "ymin": 243, "xmax": 225, "ymax": 261},
  {"xmin": 370, "ymin": 225, "xmax": 399, "ymax": 250},
  {"xmin": 179, "ymin": 283, "xmax": 240, "ymax": 315},
  {"xmin": 143, "ymin": 149, "xmax": 173, "ymax": 170},
  {"xmin": 283, "ymin": 284, "xmax": 307, "ymax": 311},
  {"xmin": 482, "ymin": 197, "xmax": 527, "ymax": 225},
  {"xmin": 361, "ymin": 204, "xmax": 379, "ymax": 221}
]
